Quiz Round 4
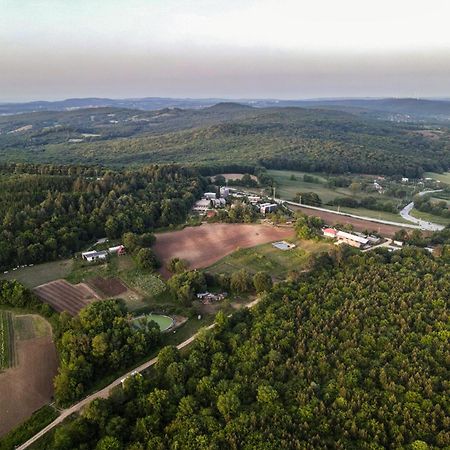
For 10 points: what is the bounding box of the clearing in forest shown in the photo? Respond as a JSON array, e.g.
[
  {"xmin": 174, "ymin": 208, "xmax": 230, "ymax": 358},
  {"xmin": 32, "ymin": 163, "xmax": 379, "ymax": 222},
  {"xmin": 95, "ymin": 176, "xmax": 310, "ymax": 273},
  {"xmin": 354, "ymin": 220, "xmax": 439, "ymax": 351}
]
[{"xmin": 153, "ymin": 223, "xmax": 294, "ymax": 278}]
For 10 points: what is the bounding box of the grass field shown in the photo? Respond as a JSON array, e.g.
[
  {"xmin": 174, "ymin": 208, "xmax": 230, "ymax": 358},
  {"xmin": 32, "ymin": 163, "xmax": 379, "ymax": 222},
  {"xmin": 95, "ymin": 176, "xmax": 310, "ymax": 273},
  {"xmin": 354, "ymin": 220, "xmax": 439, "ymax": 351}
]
[
  {"xmin": 423, "ymin": 172, "xmax": 450, "ymax": 185},
  {"xmin": 268, "ymin": 169, "xmax": 353, "ymax": 203},
  {"xmin": 0, "ymin": 259, "xmax": 73, "ymax": 289},
  {"xmin": 325, "ymin": 205, "xmax": 411, "ymax": 224},
  {"xmin": 208, "ymin": 239, "xmax": 332, "ymax": 280},
  {"xmin": 410, "ymin": 208, "xmax": 450, "ymax": 226},
  {"xmin": 0, "ymin": 311, "xmax": 14, "ymax": 370}
]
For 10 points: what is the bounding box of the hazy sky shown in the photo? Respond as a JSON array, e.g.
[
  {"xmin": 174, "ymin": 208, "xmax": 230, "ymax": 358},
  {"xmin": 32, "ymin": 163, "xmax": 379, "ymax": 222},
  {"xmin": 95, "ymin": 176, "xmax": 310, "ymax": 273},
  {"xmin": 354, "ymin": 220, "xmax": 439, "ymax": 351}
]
[{"xmin": 1, "ymin": 0, "xmax": 450, "ymax": 101}]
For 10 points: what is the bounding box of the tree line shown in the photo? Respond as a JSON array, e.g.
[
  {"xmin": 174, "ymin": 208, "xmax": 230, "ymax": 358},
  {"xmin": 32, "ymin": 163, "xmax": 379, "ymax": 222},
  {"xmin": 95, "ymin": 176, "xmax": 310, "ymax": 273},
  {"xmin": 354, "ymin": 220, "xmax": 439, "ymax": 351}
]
[{"xmin": 0, "ymin": 164, "xmax": 206, "ymax": 270}]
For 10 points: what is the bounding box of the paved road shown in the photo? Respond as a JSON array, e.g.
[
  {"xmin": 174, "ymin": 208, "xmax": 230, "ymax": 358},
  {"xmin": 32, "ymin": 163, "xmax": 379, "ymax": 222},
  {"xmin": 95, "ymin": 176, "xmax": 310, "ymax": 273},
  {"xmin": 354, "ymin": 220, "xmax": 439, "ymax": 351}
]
[
  {"xmin": 17, "ymin": 300, "xmax": 260, "ymax": 450},
  {"xmin": 276, "ymin": 198, "xmax": 421, "ymax": 229},
  {"xmin": 399, "ymin": 190, "xmax": 444, "ymax": 231}
]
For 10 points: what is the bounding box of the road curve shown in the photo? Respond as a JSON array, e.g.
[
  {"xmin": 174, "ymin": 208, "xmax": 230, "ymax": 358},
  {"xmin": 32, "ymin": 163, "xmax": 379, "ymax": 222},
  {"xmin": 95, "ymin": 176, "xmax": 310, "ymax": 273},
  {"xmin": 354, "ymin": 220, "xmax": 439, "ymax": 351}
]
[
  {"xmin": 17, "ymin": 301, "xmax": 260, "ymax": 450},
  {"xmin": 399, "ymin": 190, "xmax": 445, "ymax": 231}
]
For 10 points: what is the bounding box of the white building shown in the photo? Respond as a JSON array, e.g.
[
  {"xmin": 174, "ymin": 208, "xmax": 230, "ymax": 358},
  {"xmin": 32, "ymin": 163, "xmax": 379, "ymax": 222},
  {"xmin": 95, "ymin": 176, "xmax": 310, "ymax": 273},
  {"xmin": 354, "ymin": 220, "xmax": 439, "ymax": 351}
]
[
  {"xmin": 248, "ymin": 195, "xmax": 261, "ymax": 204},
  {"xmin": 260, "ymin": 203, "xmax": 278, "ymax": 215},
  {"xmin": 336, "ymin": 231, "xmax": 369, "ymax": 249},
  {"xmin": 220, "ymin": 187, "xmax": 230, "ymax": 198},
  {"xmin": 204, "ymin": 192, "xmax": 217, "ymax": 200},
  {"xmin": 82, "ymin": 250, "xmax": 108, "ymax": 262},
  {"xmin": 192, "ymin": 199, "xmax": 211, "ymax": 212},
  {"xmin": 322, "ymin": 227, "xmax": 338, "ymax": 238}
]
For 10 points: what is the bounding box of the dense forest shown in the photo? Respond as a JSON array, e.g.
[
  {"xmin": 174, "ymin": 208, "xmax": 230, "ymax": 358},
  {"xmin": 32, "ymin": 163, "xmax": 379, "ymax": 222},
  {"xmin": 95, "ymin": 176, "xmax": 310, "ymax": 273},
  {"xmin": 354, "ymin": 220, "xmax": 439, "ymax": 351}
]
[
  {"xmin": 1, "ymin": 105, "xmax": 449, "ymax": 176},
  {"xmin": 0, "ymin": 163, "xmax": 205, "ymax": 270},
  {"xmin": 37, "ymin": 248, "xmax": 449, "ymax": 449}
]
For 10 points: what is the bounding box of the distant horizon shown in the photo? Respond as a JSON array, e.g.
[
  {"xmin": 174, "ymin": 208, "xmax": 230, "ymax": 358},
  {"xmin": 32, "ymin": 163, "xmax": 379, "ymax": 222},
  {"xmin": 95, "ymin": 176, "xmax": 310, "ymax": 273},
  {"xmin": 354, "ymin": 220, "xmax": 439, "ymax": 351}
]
[{"xmin": 2, "ymin": 95, "xmax": 450, "ymax": 105}]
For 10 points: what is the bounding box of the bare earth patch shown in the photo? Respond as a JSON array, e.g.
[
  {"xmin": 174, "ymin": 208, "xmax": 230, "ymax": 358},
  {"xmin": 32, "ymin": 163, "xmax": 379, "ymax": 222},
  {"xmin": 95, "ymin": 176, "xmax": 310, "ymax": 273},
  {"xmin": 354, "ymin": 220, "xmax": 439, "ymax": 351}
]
[
  {"xmin": 0, "ymin": 315, "xmax": 57, "ymax": 437},
  {"xmin": 87, "ymin": 277, "xmax": 128, "ymax": 297},
  {"xmin": 154, "ymin": 223, "xmax": 294, "ymax": 278},
  {"xmin": 33, "ymin": 279, "xmax": 100, "ymax": 316},
  {"xmin": 290, "ymin": 205, "xmax": 408, "ymax": 238}
]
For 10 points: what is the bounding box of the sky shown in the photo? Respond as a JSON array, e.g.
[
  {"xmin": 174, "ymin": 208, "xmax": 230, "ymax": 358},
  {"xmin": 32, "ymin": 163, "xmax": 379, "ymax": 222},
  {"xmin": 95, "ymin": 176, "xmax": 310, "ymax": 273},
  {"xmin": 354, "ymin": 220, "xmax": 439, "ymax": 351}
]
[{"xmin": 1, "ymin": 0, "xmax": 450, "ymax": 102}]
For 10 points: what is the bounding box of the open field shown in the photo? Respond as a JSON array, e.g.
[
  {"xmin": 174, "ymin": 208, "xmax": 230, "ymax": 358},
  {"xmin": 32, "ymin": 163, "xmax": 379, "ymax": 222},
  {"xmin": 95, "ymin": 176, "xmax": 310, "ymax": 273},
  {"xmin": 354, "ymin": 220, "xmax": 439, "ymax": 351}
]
[
  {"xmin": 208, "ymin": 239, "xmax": 332, "ymax": 280},
  {"xmin": 0, "ymin": 311, "xmax": 14, "ymax": 369},
  {"xmin": 268, "ymin": 169, "xmax": 353, "ymax": 203},
  {"xmin": 410, "ymin": 209, "xmax": 450, "ymax": 226},
  {"xmin": 0, "ymin": 260, "xmax": 73, "ymax": 289},
  {"xmin": 326, "ymin": 205, "xmax": 410, "ymax": 224},
  {"xmin": 153, "ymin": 223, "xmax": 295, "ymax": 277},
  {"xmin": 289, "ymin": 205, "xmax": 408, "ymax": 237},
  {"xmin": 87, "ymin": 277, "xmax": 128, "ymax": 297},
  {"xmin": 33, "ymin": 280, "xmax": 100, "ymax": 316},
  {"xmin": 424, "ymin": 172, "xmax": 450, "ymax": 185},
  {"xmin": 0, "ymin": 314, "xmax": 57, "ymax": 438}
]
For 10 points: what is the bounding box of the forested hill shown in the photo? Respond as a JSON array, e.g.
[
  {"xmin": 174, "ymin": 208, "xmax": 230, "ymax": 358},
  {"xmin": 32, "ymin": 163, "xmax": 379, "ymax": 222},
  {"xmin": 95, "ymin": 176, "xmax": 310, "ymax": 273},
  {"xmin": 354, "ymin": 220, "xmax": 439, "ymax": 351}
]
[
  {"xmin": 38, "ymin": 248, "xmax": 449, "ymax": 449},
  {"xmin": 1, "ymin": 104, "xmax": 449, "ymax": 176}
]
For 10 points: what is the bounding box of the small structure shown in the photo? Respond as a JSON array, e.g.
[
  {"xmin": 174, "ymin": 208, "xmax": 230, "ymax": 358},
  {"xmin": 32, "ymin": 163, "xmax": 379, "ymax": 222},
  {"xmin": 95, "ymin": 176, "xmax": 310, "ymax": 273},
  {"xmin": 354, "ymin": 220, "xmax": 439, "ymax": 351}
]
[
  {"xmin": 220, "ymin": 187, "xmax": 230, "ymax": 198},
  {"xmin": 211, "ymin": 198, "xmax": 226, "ymax": 208},
  {"xmin": 336, "ymin": 231, "xmax": 369, "ymax": 249},
  {"xmin": 248, "ymin": 195, "xmax": 261, "ymax": 204},
  {"xmin": 260, "ymin": 203, "xmax": 278, "ymax": 215},
  {"xmin": 401, "ymin": 177, "xmax": 409, "ymax": 183},
  {"xmin": 204, "ymin": 192, "xmax": 217, "ymax": 200},
  {"xmin": 322, "ymin": 227, "xmax": 338, "ymax": 238},
  {"xmin": 193, "ymin": 199, "xmax": 211, "ymax": 212},
  {"xmin": 81, "ymin": 250, "xmax": 108, "ymax": 262},
  {"xmin": 393, "ymin": 240, "xmax": 404, "ymax": 247},
  {"xmin": 109, "ymin": 245, "xmax": 126, "ymax": 255},
  {"xmin": 196, "ymin": 292, "xmax": 227, "ymax": 304},
  {"xmin": 272, "ymin": 241, "xmax": 296, "ymax": 251}
]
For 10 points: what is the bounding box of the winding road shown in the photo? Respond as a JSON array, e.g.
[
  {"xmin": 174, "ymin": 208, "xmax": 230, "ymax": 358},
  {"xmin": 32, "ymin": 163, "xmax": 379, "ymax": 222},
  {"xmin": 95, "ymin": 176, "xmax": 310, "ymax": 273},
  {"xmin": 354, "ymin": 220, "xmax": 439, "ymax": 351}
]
[{"xmin": 399, "ymin": 190, "xmax": 445, "ymax": 231}]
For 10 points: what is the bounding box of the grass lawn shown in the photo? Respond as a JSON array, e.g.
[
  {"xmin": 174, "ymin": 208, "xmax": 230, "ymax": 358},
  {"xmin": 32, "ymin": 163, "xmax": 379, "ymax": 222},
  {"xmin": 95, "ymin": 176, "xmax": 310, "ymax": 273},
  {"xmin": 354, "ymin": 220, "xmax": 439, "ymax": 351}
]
[
  {"xmin": 268, "ymin": 169, "xmax": 353, "ymax": 203},
  {"xmin": 0, "ymin": 259, "xmax": 73, "ymax": 288},
  {"xmin": 423, "ymin": 172, "xmax": 450, "ymax": 185},
  {"xmin": 410, "ymin": 209, "xmax": 450, "ymax": 226},
  {"xmin": 325, "ymin": 205, "xmax": 410, "ymax": 224},
  {"xmin": 207, "ymin": 239, "xmax": 332, "ymax": 280}
]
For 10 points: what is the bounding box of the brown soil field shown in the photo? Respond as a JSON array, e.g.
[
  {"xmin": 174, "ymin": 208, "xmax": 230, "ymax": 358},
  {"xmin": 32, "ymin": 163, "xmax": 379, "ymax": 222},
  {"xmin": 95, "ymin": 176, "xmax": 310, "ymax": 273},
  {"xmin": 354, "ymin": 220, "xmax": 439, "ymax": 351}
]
[
  {"xmin": 0, "ymin": 316, "xmax": 57, "ymax": 437},
  {"xmin": 290, "ymin": 205, "xmax": 408, "ymax": 238},
  {"xmin": 154, "ymin": 223, "xmax": 294, "ymax": 277},
  {"xmin": 87, "ymin": 277, "xmax": 128, "ymax": 297},
  {"xmin": 33, "ymin": 279, "xmax": 100, "ymax": 316}
]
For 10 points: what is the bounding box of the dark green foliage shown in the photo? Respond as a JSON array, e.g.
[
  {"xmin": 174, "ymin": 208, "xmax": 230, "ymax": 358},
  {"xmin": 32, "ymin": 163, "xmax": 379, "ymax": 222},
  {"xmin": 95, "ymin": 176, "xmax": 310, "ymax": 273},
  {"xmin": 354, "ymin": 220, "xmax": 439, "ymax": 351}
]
[
  {"xmin": 1, "ymin": 106, "xmax": 448, "ymax": 176},
  {"xmin": 42, "ymin": 250, "xmax": 449, "ymax": 448},
  {"xmin": 167, "ymin": 271, "xmax": 207, "ymax": 305},
  {"xmin": 135, "ymin": 248, "xmax": 159, "ymax": 271},
  {"xmin": 252, "ymin": 271, "xmax": 273, "ymax": 293},
  {"xmin": 293, "ymin": 191, "xmax": 322, "ymax": 206},
  {"xmin": 0, "ymin": 164, "xmax": 205, "ymax": 270},
  {"xmin": 230, "ymin": 269, "xmax": 253, "ymax": 293},
  {"xmin": 53, "ymin": 299, "xmax": 161, "ymax": 405},
  {"xmin": 295, "ymin": 214, "xmax": 324, "ymax": 239}
]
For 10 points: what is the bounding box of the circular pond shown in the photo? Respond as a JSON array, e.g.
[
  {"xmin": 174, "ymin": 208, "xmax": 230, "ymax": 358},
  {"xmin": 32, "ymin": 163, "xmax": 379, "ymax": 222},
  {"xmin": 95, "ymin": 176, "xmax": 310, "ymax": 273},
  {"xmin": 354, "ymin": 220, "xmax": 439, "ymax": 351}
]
[{"xmin": 134, "ymin": 313, "xmax": 174, "ymax": 332}]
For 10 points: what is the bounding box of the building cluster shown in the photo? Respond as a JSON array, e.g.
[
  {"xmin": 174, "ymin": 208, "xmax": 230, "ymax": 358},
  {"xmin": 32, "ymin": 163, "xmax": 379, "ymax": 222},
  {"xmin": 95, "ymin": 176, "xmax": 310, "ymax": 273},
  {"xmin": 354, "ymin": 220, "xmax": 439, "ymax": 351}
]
[
  {"xmin": 196, "ymin": 291, "xmax": 227, "ymax": 304},
  {"xmin": 81, "ymin": 244, "xmax": 126, "ymax": 262},
  {"xmin": 192, "ymin": 187, "xmax": 278, "ymax": 216},
  {"xmin": 322, "ymin": 228, "xmax": 381, "ymax": 249}
]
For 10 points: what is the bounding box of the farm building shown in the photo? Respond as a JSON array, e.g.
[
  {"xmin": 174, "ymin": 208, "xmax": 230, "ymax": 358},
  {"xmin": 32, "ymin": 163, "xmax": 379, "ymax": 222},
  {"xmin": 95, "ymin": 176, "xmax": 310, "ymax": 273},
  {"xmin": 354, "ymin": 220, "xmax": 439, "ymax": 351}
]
[
  {"xmin": 81, "ymin": 250, "xmax": 108, "ymax": 262},
  {"xmin": 204, "ymin": 192, "xmax": 217, "ymax": 200},
  {"xmin": 260, "ymin": 203, "xmax": 278, "ymax": 215},
  {"xmin": 322, "ymin": 227, "xmax": 338, "ymax": 238},
  {"xmin": 211, "ymin": 198, "xmax": 226, "ymax": 208},
  {"xmin": 108, "ymin": 245, "xmax": 126, "ymax": 255},
  {"xmin": 336, "ymin": 231, "xmax": 369, "ymax": 249},
  {"xmin": 248, "ymin": 195, "xmax": 261, "ymax": 204},
  {"xmin": 193, "ymin": 199, "xmax": 211, "ymax": 212}
]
